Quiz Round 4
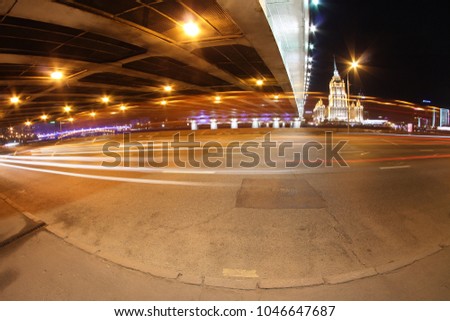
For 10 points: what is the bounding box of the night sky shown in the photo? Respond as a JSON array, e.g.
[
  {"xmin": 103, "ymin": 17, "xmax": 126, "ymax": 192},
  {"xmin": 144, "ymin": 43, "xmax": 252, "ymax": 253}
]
[{"xmin": 309, "ymin": 0, "xmax": 450, "ymax": 108}]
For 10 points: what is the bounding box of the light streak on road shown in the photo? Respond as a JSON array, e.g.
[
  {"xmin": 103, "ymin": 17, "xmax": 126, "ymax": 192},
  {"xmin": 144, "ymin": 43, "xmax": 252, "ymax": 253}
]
[{"xmin": 0, "ymin": 162, "xmax": 235, "ymax": 187}]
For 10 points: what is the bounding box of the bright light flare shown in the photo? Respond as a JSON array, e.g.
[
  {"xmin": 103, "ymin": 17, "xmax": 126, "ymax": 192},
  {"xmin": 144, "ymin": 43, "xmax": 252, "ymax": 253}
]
[
  {"xmin": 161, "ymin": 100, "xmax": 168, "ymax": 106},
  {"xmin": 119, "ymin": 105, "xmax": 127, "ymax": 111},
  {"xmin": 101, "ymin": 96, "xmax": 110, "ymax": 103},
  {"xmin": 163, "ymin": 85, "xmax": 173, "ymax": 92},
  {"xmin": 40, "ymin": 115, "xmax": 48, "ymax": 121},
  {"xmin": 256, "ymin": 79, "xmax": 264, "ymax": 86},
  {"xmin": 183, "ymin": 22, "xmax": 200, "ymax": 37},
  {"xmin": 50, "ymin": 71, "xmax": 63, "ymax": 80},
  {"xmin": 25, "ymin": 121, "xmax": 32, "ymax": 126},
  {"xmin": 350, "ymin": 61, "xmax": 359, "ymax": 69},
  {"xmin": 10, "ymin": 96, "xmax": 20, "ymax": 104},
  {"xmin": 68, "ymin": 117, "xmax": 74, "ymax": 122},
  {"xmin": 90, "ymin": 112, "xmax": 97, "ymax": 117},
  {"xmin": 63, "ymin": 105, "xmax": 72, "ymax": 113}
]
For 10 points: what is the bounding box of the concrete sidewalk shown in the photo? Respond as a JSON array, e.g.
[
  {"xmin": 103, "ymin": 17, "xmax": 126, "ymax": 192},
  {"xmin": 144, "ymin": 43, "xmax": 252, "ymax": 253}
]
[{"xmin": 0, "ymin": 207, "xmax": 449, "ymax": 300}]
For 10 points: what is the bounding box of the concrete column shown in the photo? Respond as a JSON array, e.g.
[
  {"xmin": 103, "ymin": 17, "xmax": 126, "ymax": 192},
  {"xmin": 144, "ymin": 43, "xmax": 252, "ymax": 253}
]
[
  {"xmin": 293, "ymin": 118, "xmax": 301, "ymax": 128},
  {"xmin": 252, "ymin": 118, "xmax": 259, "ymax": 128},
  {"xmin": 230, "ymin": 118, "xmax": 238, "ymax": 129},
  {"xmin": 190, "ymin": 120, "xmax": 198, "ymax": 130},
  {"xmin": 272, "ymin": 118, "xmax": 280, "ymax": 128},
  {"xmin": 210, "ymin": 119, "xmax": 218, "ymax": 130}
]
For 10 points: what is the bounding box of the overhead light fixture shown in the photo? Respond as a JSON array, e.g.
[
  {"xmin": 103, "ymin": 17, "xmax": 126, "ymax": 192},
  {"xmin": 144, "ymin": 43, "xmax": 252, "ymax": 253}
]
[
  {"xmin": 40, "ymin": 115, "xmax": 48, "ymax": 121},
  {"xmin": 163, "ymin": 85, "xmax": 173, "ymax": 92},
  {"xmin": 10, "ymin": 96, "xmax": 20, "ymax": 104},
  {"xmin": 90, "ymin": 112, "xmax": 97, "ymax": 117},
  {"xmin": 310, "ymin": 24, "xmax": 317, "ymax": 33},
  {"xmin": 101, "ymin": 96, "xmax": 110, "ymax": 103},
  {"xmin": 25, "ymin": 121, "xmax": 32, "ymax": 126},
  {"xmin": 161, "ymin": 100, "xmax": 168, "ymax": 106},
  {"xmin": 214, "ymin": 96, "xmax": 221, "ymax": 103},
  {"xmin": 50, "ymin": 71, "xmax": 63, "ymax": 80},
  {"xmin": 63, "ymin": 105, "xmax": 71, "ymax": 113},
  {"xmin": 119, "ymin": 105, "xmax": 127, "ymax": 111},
  {"xmin": 256, "ymin": 79, "xmax": 264, "ymax": 86},
  {"xmin": 68, "ymin": 117, "xmax": 74, "ymax": 122},
  {"xmin": 183, "ymin": 22, "xmax": 200, "ymax": 37}
]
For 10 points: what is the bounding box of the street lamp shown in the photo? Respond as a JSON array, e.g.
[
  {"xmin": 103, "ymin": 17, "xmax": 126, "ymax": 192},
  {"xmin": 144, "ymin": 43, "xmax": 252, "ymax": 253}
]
[{"xmin": 347, "ymin": 60, "xmax": 359, "ymax": 133}]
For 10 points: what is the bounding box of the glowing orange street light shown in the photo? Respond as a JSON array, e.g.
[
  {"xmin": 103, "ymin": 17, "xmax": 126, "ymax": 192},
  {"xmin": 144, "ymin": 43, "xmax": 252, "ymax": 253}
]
[
  {"xmin": 183, "ymin": 22, "xmax": 200, "ymax": 37},
  {"xmin": 10, "ymin": 96, "xmax": 20, "ymax": 104},
  {"xmin": 50, "ymin": 71, "xmax": 63, "ymax": 80}
]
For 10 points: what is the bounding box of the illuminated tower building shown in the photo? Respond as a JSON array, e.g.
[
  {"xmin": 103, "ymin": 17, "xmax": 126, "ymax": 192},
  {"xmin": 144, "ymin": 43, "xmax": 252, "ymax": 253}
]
[{"xmin": 313, "ymin": 60, "xmax": 364, "ymax": 124}]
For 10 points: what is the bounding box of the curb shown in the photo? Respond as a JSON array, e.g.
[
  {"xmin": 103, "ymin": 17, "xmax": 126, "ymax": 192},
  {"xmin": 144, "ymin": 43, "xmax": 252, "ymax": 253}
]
[{"xmin": 0, "ymin": 193, "xmax": 46, "ymax": 247}]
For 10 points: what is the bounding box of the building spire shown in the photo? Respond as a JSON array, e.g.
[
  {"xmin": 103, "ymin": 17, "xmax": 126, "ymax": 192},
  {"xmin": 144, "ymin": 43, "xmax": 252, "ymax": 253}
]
[{"xmin": 333, "ymin": 55, "xmax": 339, "ymax": 77}]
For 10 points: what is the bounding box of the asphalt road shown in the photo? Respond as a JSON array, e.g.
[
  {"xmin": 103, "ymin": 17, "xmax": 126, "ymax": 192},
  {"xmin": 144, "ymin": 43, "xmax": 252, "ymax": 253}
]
[{"xmin": 0, "ymin": 128, "xmax": 449, "ymax": 297}]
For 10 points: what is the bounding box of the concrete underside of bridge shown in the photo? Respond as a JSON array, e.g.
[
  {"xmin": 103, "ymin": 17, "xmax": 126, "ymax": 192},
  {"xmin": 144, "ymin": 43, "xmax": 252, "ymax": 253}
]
[{"xmin": 0, "ymin": 0, "xmax": 308, "ymax": 129}]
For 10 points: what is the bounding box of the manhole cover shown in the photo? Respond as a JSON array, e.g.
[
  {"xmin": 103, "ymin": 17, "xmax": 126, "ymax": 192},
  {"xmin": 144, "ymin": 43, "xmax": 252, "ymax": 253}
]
[{"xmin": 236, "ymin": 178, "xmax": 326, "ymax": 209}]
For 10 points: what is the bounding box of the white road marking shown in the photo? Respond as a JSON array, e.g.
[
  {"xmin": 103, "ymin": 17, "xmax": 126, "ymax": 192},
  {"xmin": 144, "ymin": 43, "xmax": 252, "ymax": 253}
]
[
  {"xmin": 162, "ymin": 170, "xmax": 216, "ymax": 174},
  {"xmin": 379, "ymin": 165, "xmax": 411, "ymax": 170},
  {"xmin": 382, "ymin": 139, "xmax": 399, "ymax": 146},
  {"xmin": 222, "ymin": 268, "xmax": 258, "ymax": 278}
]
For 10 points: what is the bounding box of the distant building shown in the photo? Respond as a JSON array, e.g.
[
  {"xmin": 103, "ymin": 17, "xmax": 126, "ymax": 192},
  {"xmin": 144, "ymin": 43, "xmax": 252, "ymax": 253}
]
[{"xmin": 313, "ymin": 60, "xmax": 364, "ymax": 124}]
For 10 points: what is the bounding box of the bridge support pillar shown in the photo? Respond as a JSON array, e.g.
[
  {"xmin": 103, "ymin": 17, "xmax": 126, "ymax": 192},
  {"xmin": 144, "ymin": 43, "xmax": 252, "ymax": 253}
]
[
  {"xmin": 272, "ymin": 118, "xmax": 280, "ymax": 128},
  {"xmin": 210, "ymin": 119, "xmax": 218, "ymax": 130}
]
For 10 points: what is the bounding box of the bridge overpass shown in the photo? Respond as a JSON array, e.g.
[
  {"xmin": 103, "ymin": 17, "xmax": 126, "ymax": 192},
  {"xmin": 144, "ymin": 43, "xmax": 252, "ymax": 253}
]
[{"xmin": 0, "ymin": 0, "xmax": 310, "ymax": 129}]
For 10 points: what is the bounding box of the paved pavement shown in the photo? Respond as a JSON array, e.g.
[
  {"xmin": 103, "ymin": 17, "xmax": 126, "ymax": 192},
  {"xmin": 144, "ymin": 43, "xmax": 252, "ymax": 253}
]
[{"xmin": 0, "ymin": 129, "xmax": 449, "ymax": 299}]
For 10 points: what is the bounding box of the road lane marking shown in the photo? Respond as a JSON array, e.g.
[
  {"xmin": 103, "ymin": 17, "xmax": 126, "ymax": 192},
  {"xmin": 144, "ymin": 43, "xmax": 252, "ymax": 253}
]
[
  {"xmin": 379, "ymin": 165, "xmax": 411, "ymax": 170},
  {"xmin": 382, "ymin": 139, "xmax": 399, "ymax": 146},
  {"xmin": 162, "ymin": 170, "xmax": 216, "ymax": 174},
  {"xmin": 223, "ymin": 268, "xmax": 258, "ymax": 278}
]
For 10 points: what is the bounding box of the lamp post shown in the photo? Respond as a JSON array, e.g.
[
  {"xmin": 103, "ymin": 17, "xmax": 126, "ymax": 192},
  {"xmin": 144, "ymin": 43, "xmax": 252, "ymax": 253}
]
[{"xmin": 347, "ymin": 61, "xmax": 359, "ymax": 134}]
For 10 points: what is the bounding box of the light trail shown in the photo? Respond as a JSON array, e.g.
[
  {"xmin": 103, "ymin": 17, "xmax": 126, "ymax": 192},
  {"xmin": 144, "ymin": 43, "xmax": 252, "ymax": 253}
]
[{"xmin": 0, "ymin": 162, "xmax": 236, "ymax": 187}]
